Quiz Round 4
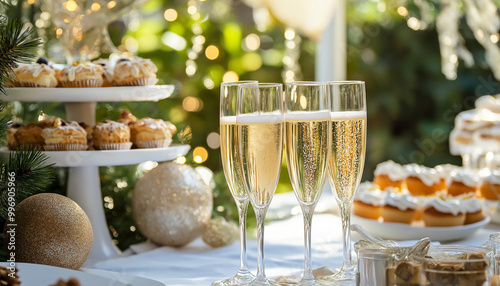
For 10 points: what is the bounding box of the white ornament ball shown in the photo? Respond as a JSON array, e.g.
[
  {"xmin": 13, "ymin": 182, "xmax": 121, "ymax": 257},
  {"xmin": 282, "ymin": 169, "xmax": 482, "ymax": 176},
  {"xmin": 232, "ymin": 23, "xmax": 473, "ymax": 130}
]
[
  {"xmin": 202, "ymin": 217, "xmax": 239, "ymax": 248},
  {"xmin": 132, "ymin": 162, "xmax": 213, "ymax": 246}
]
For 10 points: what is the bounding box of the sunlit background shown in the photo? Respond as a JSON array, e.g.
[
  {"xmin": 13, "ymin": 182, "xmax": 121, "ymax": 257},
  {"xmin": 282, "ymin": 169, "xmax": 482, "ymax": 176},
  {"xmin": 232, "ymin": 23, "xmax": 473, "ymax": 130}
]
[{"xmin": 3, "ymin": 0, "xmax": 500, "ymax": 249}]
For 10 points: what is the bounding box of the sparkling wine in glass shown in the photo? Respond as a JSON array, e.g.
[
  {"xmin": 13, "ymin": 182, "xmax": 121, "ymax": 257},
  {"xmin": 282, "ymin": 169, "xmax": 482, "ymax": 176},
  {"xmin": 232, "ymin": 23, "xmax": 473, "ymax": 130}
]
[
  {"xmin": 237, "ymin": 83, "xmax": 284, "ymax": 286},
  {"xmin": 214, "ymin": 81, "xmax": 257, "ymax": 286},
  {"xmin": 278, "ymin": 81, "xmax": 331, "ymax": 286},
  {"xmin": 322, "ymin": 81, "xmax": 366, "ymax": 285}
]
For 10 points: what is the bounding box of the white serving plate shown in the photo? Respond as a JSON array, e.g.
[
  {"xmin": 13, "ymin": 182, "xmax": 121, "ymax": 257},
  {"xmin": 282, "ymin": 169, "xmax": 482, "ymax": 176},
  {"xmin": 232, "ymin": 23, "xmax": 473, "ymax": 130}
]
[
  {"xmin": 0, "ymin": 144, "xmax": 190, "ymax": 167},
  {"xmin": 352, "ymin": 214, "xmax": 490, "ymax": 242},
  {"xmin": 2, "ymin": 85, "xmax": 174, "ymax": 102},
  {"xmin": 0, "ymin": 262, "xmax": 164, "ymax": 286}
]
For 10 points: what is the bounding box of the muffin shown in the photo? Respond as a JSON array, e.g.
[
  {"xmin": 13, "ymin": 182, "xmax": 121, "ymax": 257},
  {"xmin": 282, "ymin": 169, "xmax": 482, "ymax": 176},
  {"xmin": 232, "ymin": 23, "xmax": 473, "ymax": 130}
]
[
  {"xmin": 14, "ymin": 123, "xmax": 45, "ymax": 148},
  {"xmin": 93, "ymin": 120, "xmax": 131, "ymax": 150},
  {"xmin": 130, "ymin": 117, "xmax": 176, "ymax": 148},
  {"xmin": 447, "ymin": 169, "xmax": 479, "ymax": 197},
  {"xmin": 352, "ymin": 182, "xmax": 385, "ymax": 220},
  {"xmin": 112, "ymin": 58, "xmax": 158, "ymax": 86},
  {"xmin": 479, "ymin": 170, "xmax": 500, "ymax": 200},
  {"xmin": 373, "ymin": 160, "xmax": 407, "ymax": 190},
  {"xmin": 117, "ymin": 109, "xmax": 137, "ymax": 125},
  {"xmin": 12, "ymin": 58, "xmax": 57, "ymax": 87},
  {"xmin": 381, "ymin": 191, "xmax": 418, "ymax": 224},
  {"xmin": 422, "ymin": 197, "xmax": 465, "ymax": 227},
  {"xmin": 457, "ymin": 194, "xmax": 485, "ymax": 225},
  {"xmin": 404, "ymin": 164, "xmax": 441, "ymax": 196},
  {"xmin": 41, "ymin": 119, "xmax": 88, "ymax": 151},
  {"xmin": 93, "ymin": 58, "xmax": 114, "ymax": 87},
  {"xmin": 57, "ymin": 62, "xmax": 104, "ymax": 87},
  {"xmin": 6, "ymin": 123, "xmax": 21, "ymax": 150}
]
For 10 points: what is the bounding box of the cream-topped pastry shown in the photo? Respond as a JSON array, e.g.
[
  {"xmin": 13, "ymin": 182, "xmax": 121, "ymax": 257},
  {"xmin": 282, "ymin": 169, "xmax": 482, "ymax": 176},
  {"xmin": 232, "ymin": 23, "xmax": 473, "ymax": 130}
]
[
  {"xmin": 353, "ymin": 182, "xmax": 385, "ymax": 220},
  {"xmin": 456, "ymin": 194, "xmax": 484, "ymax": 225},
  {"xmin": 112, "ymin": 58, "xmax": 158, "ymax": 86},
  {"xmin": 57, "ymin": 62, "xmax": 104, "ymax": 87},
  {"xmin": 373, "ymin": 160, "xmax": 407, "ymax": 190},
  {"xmin": 381, "ymin": 191, "xmax": 418, "ymax": 224},
  {"xmin": 13, "ymin": 62, "xmax": 57, "ymax": 88},
  {"xmin": 447, "ymin": 169, "xmax": 479, "ymax": 196},
  {"xmin": 422, "ymin": 196, "xmax": 466, "ymax": 227},
  {"xmin": 476, "ymin": 95, "xmax": 500, "ymax": 114},
  {"xmin": 479, "ymin": 170, "xmax": 500, "ymax": 200},
  {"xmin": 404, "ymin": 164, "xmax": 441, "ymax": 196},
  {"xmin": 434, "ymin": 164, "xmax": 460, "ymax": 190}
]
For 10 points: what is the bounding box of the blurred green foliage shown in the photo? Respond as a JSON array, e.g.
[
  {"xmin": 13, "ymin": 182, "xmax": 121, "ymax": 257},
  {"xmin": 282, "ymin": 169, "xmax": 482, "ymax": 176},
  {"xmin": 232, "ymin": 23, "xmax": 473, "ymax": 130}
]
[{"xmin": 2, "ymin": 0, "xmax": 500, "ymax": 250}]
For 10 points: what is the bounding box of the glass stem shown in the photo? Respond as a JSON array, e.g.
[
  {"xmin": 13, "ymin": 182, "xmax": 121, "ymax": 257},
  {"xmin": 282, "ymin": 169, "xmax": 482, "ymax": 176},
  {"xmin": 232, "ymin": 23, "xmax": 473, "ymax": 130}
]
[
  {"xmin": 236, "ymin": 198, "xmax": 250, "ymax": 272},
  {"xmin": 301, "ymin": 204, "xmax": 315, "ymax": 280},
  {"xmin": 254, "ymin": 206, "xmax": 268, "ymax": 282},
  {"xmin": 340, "ymin": 202, "xmax": 354, "ymax": 270}
]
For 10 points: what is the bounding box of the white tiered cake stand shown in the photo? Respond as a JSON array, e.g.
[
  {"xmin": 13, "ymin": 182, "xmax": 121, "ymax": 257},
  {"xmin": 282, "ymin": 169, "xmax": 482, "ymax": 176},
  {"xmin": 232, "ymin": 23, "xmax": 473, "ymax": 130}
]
[{"xmin": 1, "ymin": 86, "xmax": 190, "ymax": 266}]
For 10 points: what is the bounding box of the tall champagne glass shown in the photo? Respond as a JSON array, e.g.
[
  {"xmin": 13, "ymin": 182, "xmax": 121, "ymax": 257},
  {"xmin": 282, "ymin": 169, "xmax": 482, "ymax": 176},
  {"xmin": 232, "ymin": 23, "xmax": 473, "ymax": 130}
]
[
  {"xmin": 276, "ymin": 82, "xmax": 331, "ymax": 285},
  {"xmin": 323, "ymin": 81, "xmax": 366, "ymax": 285},
  {"xmin": 237, "ymin": 83, "xmax": 284, "ymax": 286},
  {"xmin": 214, "ymin": 80, "xmax": 257, "ymax": 286}
]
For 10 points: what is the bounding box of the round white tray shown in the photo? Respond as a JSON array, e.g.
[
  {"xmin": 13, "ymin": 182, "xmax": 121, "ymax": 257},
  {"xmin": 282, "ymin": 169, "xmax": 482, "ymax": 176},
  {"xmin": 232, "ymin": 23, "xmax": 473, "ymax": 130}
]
[
  {"xmin": 352, "ymin": 214, "xmax": 490, "ymax": 242},
  {"xmin": 2, "ymin": 85, "xmax": 174, "ymax": 102},
  {"xmin": 0, "ymin": 144, "xmax": 190, "ymax": 167}
]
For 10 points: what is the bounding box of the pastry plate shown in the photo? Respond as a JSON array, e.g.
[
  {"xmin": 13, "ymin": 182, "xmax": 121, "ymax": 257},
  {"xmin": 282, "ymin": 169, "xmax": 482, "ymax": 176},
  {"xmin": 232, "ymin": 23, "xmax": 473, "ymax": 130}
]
[
  {"xmin": 0, "ymin": 144, "xmax": 190, "ymax": 167},
  {"xmin": 352, "ymin": 214, "xmax": 490, "ymax": 242},
  {"xmin": 2, "ymin": 85, "xmax": 174, "ymax": 102},
  {"xmin": 0, "ymin": 262, "xmax": 164, "ymax": 286}
]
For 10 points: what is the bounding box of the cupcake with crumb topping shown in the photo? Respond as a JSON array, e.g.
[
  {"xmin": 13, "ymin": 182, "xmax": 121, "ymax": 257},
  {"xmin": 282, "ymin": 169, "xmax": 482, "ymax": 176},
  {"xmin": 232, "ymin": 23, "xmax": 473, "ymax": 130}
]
[
  {"xmin": 41, "ymin": 119, "xmax": 88, "ymax": 151},
  {"xmin": 130, "ymin": 117, "xmax": 176, "ymax": 148},
  {"xmin": 112, "ymin": 58, "xmax": 158, "ymax": 86},
  {"xmin": 92, "ymin": 120, "xmax": 131, "ymax": 150},
  {"xmin": 57, "ymin": 62, "xmax": 103, "ymax": 87}
]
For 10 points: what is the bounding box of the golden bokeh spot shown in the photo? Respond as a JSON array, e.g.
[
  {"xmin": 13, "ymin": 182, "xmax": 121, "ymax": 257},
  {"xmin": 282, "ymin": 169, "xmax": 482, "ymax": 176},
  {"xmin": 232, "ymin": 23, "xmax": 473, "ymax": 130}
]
[
  {"xmin": 164, "ymin": 9, "xmax": 178, "ymax": 21},
  {"xmin": 91, "ymin": 3, "xmax": 101, "ymax": 11},
  {"xmin": 397, "ymin": 6, "xmax": 408, "ymax": 17},
  {"xmin": 205, "ymin": 45, "xmax": 219, "ymax": 60},
  {"xmin": 176, "ymin": 156, "xmax": 187, "ymax": 164},
  {"xmin": 193, "ymin": 147, "xmax": 208, "ymax": 164},
  {"xmin": 107, "ymin": 1, "xmax": 116, "ymax": 9},
  {"xmin": 182, "ymin": 96, "xmax": 203, "ymax": 112},
  {"xmin": 222, "ymin": 71, "xmax": 239, "ymax": 82},
  {"xmin": 284, "ymin": 28, "xmax": 295, "ymax": 40},
  {"xmin": 245, "ymin": 33, "xmax": 260, "ymax": 51},
  {"xmin": 66, "ymin": 0, "xmax": 78, "ymax": 11}
]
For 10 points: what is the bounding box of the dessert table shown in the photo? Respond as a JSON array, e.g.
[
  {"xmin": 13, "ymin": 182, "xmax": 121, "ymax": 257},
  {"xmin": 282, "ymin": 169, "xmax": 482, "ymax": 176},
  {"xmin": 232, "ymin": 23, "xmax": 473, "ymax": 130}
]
[{"xmin": 87, "ymin": 191, "xmax": 500, "ymax": 286}]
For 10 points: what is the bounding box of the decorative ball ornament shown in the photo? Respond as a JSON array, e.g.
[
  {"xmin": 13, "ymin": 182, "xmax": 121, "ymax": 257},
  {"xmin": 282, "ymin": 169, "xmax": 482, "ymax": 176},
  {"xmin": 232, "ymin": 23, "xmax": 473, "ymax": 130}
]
[
  {"xmin": 4, "ymin": 193, "xmax": 93, "ymax": 270},
  {"xmin": 202, "ymin": 217, "xmax": 239, "ymax": 248},
  {"xmin": 132, "ymin": 162, "xmax": 213, "ymax": 247}
]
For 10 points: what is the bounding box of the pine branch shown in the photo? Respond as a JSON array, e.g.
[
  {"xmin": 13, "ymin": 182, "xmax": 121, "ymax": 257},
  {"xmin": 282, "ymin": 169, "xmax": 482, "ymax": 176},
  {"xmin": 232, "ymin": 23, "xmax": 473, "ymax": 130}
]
[
  {"xmin": 0, "ymin": 147, "xmax": 55, "ymax": 219},
  {"xmin": 0, "ymin": 102, "xmax": 9, "ymax": 145},
  {"xmin": 0, "ymin": 17, "xmax": 41, "ymax": 94}
]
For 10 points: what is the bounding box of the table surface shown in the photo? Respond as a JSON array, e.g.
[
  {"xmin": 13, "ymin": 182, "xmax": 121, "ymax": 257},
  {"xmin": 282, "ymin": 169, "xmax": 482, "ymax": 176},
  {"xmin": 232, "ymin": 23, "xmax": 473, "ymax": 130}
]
[{"xmin": 89, "ymin": 191, "xmax": 500, "ymax": 286}]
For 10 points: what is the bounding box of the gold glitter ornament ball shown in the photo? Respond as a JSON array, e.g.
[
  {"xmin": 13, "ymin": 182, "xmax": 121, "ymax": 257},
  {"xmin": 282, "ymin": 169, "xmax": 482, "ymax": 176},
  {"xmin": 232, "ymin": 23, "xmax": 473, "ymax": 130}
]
[
  {"xmin": 3, "ymin": 193, "xmax": 93, "ymax": 269},
  {"xmin": 202, "ymin": 217, "xmax": 239, "ymax": 248},
  {"xmin": 132, "ymin": 162, "xmax": 213, "ymax": 247}
]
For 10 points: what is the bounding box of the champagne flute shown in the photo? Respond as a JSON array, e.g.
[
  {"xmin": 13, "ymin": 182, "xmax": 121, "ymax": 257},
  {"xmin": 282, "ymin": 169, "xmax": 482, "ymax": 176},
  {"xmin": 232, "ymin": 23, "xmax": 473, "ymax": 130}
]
[
  {"xmin": 276, "ymin": 82, "xmax": 331, "ymax": 285},
  {"xmin": 322, "ymin": 81, "xmax": 367, "ymax": 285},
  {"xmin": 237, "ymin": 83, "xmax": 284, "ymax": 286},
  {"xmin": 214, "ymin": 81, "xmax": 257, "ymax": 286}
]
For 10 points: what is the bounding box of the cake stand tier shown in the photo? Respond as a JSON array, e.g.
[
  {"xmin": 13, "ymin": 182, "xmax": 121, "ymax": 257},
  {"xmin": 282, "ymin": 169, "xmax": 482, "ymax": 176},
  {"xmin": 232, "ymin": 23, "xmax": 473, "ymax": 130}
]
[
  {"xmin": 2, "ymin": 85, "xmax": 174, "ymax": 102},
  {"xmin": 0, "ymin": 145, "xmax": 190, "ymax": 167}
]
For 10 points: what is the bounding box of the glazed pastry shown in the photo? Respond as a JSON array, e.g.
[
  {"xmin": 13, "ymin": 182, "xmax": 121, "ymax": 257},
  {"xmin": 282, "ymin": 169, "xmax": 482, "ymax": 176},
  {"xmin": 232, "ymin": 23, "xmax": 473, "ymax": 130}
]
[
  {"xmin": 130, "ymin": 117, "xmax": 175, "ymax": 148},
  {"xmin": 41, "ymin": 119, "xmax": 88, "ymax": 151},
  {"xmin": 93, "ymin": 120, "xmax": 131, "ymax": 150},
  {"xmin": 480, "ymin": 171, "xmax": 500, "ymax": 200},
  {"xmin": 6, "ymin": 123, "xmax": 21, "ymax": 150},
  {"xmin": 447, "ymin": 169, "xmax": 479, "ymax": 197},
  {"xmin": 352, "ymin": 182, "xmax": 385, "ymax": 220},
  {"xmin": 373, "ymin": 160, "xmax": 406, "ymax": 190},
  {"xmin": 457, "ymin": 194, "xmax": 485, "ymax": 224},
  {"xmin": 422, "ymin": 197, "xmax": 465, "ymax": 227},
  {"xmin": 381, "ymin": 191, "xmax": 418, "ymax": 224},
  {"xmin": 57, "ymin": 62, "xmax": 104, "ymax": 87},
  {"xmin": 404, "ymin": 164, "xmax": 441, "ymax": 196},
  {"xmin": 12, "ymin": 58, "xmax": 57, "ymax": 87},
  {"xmin": 14, "ymin": 123, "xmax": 44, "ymax": 148},
  {"xmin": 117, "ymin": 109, "xmax": 137, "ymax": 125},
  {"xmin": 112, "ymin": 58, "xmax": 158, "ymax": 86},
  {"xmin": 93, "ymin": 58, "xmax": 114, "ymax": 87}
]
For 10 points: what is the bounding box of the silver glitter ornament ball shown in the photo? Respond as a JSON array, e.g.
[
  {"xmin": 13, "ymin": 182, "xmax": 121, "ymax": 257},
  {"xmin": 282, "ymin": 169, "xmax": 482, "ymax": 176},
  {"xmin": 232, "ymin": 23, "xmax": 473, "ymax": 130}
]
[
  {"xmin": 132, "ymin": 162, "xmax": 213, "ymax": 247},
  {"xmin": 3, "ymin": 193, "xmax": 93, "ymax": 269}
]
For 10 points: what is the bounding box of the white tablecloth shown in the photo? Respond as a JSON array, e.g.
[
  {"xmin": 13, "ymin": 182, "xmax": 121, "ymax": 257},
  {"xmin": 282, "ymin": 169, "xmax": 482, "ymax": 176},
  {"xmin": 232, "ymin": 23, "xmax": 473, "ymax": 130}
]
[{"xmin": 89, "ymin": 192, "xmax": 500, "ymax": 286}]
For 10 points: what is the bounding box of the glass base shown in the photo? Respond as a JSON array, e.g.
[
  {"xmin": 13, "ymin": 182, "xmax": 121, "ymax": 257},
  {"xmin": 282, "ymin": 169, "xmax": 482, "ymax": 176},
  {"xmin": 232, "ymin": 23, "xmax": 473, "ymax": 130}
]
[
  {"xmin": 273, "ymin": 274, "xmax": 323, "ymax": 285},
  {"xmin": 212, "ymin": 270, "xmax": 255, "ymax": 286},
  {"xmin": 246, "ymin": 276, "xmax": 281, "ymax": 286},
  {"xmin": 315, "ymin": 267, "xmax": 356, "ymax": 286}
]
